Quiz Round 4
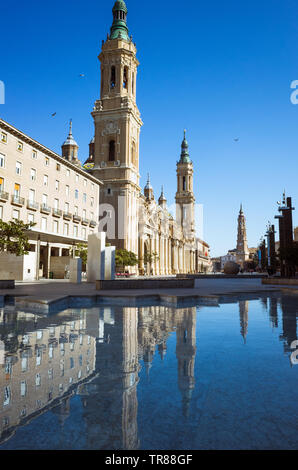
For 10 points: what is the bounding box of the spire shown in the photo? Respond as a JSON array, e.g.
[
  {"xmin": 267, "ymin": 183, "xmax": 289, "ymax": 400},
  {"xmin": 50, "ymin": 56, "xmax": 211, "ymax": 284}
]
[
  {"xmin": 144, "ymin": 173, "xmax": 154, "ymax": 201},
  {"xmin": 240, "ymin": 203, "xmax": 243, "ymax": 214},
  {"xmin": 144, "ymin": 173, "xmax": 152, "ymax": 190},
  {"xmin": 62, "ymin": 119, "xmax": 78, "ymax": 147},
  {"xmin": 158, "ymin": 185, "xmax": 167, "ymax": 207},
  {"xmin": 110, "ymin": 0, "xmax": 129, "ymax": 41},
  {"xmin": 179, "ymin": 129, "xmax": 191, "ymax": 164}
]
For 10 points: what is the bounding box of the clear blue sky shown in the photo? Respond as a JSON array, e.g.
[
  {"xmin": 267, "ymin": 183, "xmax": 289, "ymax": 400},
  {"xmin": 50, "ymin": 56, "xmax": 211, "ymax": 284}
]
[{"xmin": 1, "ymin": 0, "xmax": 298, "ymax": 256}]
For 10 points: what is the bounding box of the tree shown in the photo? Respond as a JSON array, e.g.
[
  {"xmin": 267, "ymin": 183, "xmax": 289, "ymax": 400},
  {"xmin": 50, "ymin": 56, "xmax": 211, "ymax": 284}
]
[
  {"xmin": 115, "ymin": 248, "xmax": 138, "ymax": 271},
  {"xmin": 0, "ymin": 220, "xmax": 35, "ymax": 256},
  {"xmin": 71, "ymin": 242, "xmax": 88, "ymax": 267}
]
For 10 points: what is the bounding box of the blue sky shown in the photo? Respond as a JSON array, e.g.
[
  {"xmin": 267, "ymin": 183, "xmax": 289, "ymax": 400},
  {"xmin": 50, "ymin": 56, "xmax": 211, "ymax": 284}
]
[{"xmin": 1, "ymin": 0, "xmax": 298, "ymax": 256}]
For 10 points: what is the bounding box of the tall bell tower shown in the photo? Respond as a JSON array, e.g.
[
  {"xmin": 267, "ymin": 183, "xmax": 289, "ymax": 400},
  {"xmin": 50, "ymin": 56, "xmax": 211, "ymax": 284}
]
[
  {"xmin": 91, "ymin": 0, "xmax": 142, "ymax": 253},
  {"xmin": 175, "ymin": 131, "xmax": 196, "ymax": 241}
]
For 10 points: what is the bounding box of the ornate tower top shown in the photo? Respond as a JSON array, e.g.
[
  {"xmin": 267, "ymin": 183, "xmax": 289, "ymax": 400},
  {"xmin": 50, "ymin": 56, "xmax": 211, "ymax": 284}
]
[
  {"xmin": 61, "ymin": 119, "xmax": 79, "ymax": 165},
  {"xmin": 236, "ymin": 204, "xmax": 249, "ymax": 266},
  {"xmin": 158, "ymin": 185, "xmax": 167, "ymax": 207},
  {"xmin": 179, "ymin": 130, "xmax": 191, "ymax": 164},
  {"xmin": 144, "ymin": 173, "xmax": 154, "ymax": 201},
  {"xmin": 110, "ymin": 0, "xmax": 129, "ymax": 40}
]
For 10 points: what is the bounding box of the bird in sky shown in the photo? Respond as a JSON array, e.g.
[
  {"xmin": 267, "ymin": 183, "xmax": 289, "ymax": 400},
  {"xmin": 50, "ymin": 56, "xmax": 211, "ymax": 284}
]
[
  {"xmin": 234, "ymin": 138, "xmax": 239, "ymax": 142},
  {"xmin": 79, "ymin": 73, "xmax": 85, "ymax": 77},
  {"xmin": 51, "ymin": 112, "xmax": 56, "ymax": 117}
]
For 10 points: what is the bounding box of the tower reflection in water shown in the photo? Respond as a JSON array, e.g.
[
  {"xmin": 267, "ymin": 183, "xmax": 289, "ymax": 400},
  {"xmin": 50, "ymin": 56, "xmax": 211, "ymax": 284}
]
[
  {"xmin": 0, "ymin": 303, "xmax": 197, "ymax": 449},
  {"xmin": 0, "ymin": 294, "xmax": 297, "ymax": 449}
]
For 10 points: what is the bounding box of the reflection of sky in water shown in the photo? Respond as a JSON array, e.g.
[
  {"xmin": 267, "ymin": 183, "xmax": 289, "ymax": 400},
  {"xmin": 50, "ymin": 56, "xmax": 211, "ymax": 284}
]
[{"xmin": 0, "ymin": 294, "xmax": 298, "ymax": 450}]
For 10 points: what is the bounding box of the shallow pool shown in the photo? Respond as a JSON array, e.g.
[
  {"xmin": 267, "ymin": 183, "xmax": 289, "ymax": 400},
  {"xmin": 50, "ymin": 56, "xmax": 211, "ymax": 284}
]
[{"xmin": 0, "ymin": 292, "xmax": 298, "ymax": 450}]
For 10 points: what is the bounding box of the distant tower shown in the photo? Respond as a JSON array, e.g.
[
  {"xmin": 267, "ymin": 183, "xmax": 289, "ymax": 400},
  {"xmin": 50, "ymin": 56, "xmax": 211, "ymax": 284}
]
[
  {"xmin": 239, "ymin": 300, "xmax": 249, "ymax": 343},
  {"xmin": 91, "ymin": 0, "xmax": 142, "ymax": 253},
  {"xmin": 236, "ymin": 204, "xmax": 249, "ymax": 267},
  {"xmin": 175, "ymin": 130, "xmax": 195, "ymax": 240},
  {"xmin": 144, "ymin": 174, "xmax": 154, "ymax": 201},
  {"xmin": 158, "ymin": 186, "xmax": 167, "ymax": 209},
  {"xmin": 61, "ymin": 120, "xmax": 80, "ymax": 166}
]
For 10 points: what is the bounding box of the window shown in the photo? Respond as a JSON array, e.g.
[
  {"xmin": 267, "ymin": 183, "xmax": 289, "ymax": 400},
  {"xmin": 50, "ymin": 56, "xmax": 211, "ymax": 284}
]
[
  {"xmin": 123, "ymin": 66, "xmax": 128, "ymax": 89},
  {"xmin": 48, "ymin": 369, "xmax": 53, "ymax": 379},
  {"xmin": 66, "ymin": 169, "xmax": 70, "ymax": 177},
  {"xmin": 70, "ymin": 357, "xmax": 74, "ymax": 369},
  {"xmin": 12, "ymin": 209, "xmax": 20, "ymax": 220},
  {"xmin": 28, "ymin": 213, "xmax": 34, "ymax": 224},
  {"xmin": 75, "ymin": 174, "xmax": 79, "ymax": 183},
  {"xmin": 36, "ymin": 349, "xmax": 42, "ymax": 366},
  {"xmin": 30, "ymin": 168, "xmax": 36, "ymax": 181},
  {"xmin": 21, "ymin": 357, "xmax": 28, "ymax": 372},
  {"xmin": 56, "ymin": 163, "xmax": 61, "ymax": 171},
  {"xmin": 20, "ymin": 381, "xmax": 27, "ymax": 397},
  {"xmin": 74, "ymin": 206, "xmax": 78, "ymax": 215},
  {"xmin": 91, "ymin": 197, "xmax": 94, "ymax": 207},
  {"xmin": 16, "ymin": 161, "xmax": 22, "ymax": 175},
  {"xmin": 53, "ymin": 220, "xmax": 58, "ymax": 234},
  {"xmin": 45, "ymin": 157, "xmax": 49, "ymax": 166},
  {"xmin": 0, "ymin": 177, "xmax": 4, "ymax": 192},
  {"xmin": 36, "ymin": 330, "xmax": 43, "ymax": 339},
  {"xmin": 3, "ymin": 386, "xmax": 11, "ymax": 406},
  {"xmin": 108, "ymin": 140, "xmax": 115, "ymax": 161},
  {"xmin": 64, "ymin": 202, "xmax": 69, "ymax": 212},
  {"xmin": 74, "ymin": 225, "xmax": 78, "ymax": 237},
  {"xmin": 132, "ymin": 72, "xmax": 135, "ymax": 95},
  {"xmin": 83, "ymin": 179, "xmax": 87, "ymax": 187},
  {"xmin": 91, "ymin": 183, "xmax": 94, "ymax": 191},
  {"xmin": 63, "ymin": 223, "xmax": 69, "ymax": 236},
  {"xmin": 0, "ymin": 206, "xmax": 3, "ymax": 219},
  {"xmin": 29, "ymin": 189, "xmax": 35, "ymax": 202},
  {"xmin": 75, "ymin": 189, "xmax": 79, "ymax": 199},
  {"xmin": 17, "ymin": 141, "xmax": 23, "ymax": 152},
  {"xmin": 183, "ymin": 176, "xmax": 186, "ymax": 191},
  {"xmin": 0, "ymin": 153, "xmax": 5, "ymax": 168},
  {"xmin": 66, "ymin": 185, "xmax": 70, "ymax": 197},
  {"xmin": 41, "ymin": 217, "xmax": 47, "ymax": 231},
  {"xmin": 35, "ymin": 373, "xmax": 41, "ymax": 387},
  {"xmin": 83, "ymin": 209, "xmax": 86, "ymax": 219},
  {"xmin": 83, "ymin": 193, "xmax": 87, "ymax": 203},
  {"xmin": 42, "ymin": 194, "xmax": 48, "ymax": 206},
  {"xmin": 32, "ymin": 150, "xmax": 37, "ymax": 159},
  {"xmin": 43, "ymin": 175, "xmax": 48, "ymax": 186},
  {"xmin": 14, "ymin": 183, "xmax": 20, "ymax": 198},
  {"xmin": 55, "ymin": 180, "xmax": 59, "ymax": 191},
  {"xmin": 110, "ymin": 66, "xmax": 116, "ymax": 89},
  {"xmin": 82, "ymin": 228, "xmax": 86, "ymax": 240},
  {"xmin": 1, "ymin": 132, "xmax": 7, "ymax": 143},
  {"xmin": 54, "ymin": 198, "xmax": 59, "ymax": 209}
]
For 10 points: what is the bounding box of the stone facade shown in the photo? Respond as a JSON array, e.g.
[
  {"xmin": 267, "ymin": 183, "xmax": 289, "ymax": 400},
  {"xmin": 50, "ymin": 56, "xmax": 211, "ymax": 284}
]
[{"xmin": 235, "ymin": 204, "xmax": 249, "ymax": 267}]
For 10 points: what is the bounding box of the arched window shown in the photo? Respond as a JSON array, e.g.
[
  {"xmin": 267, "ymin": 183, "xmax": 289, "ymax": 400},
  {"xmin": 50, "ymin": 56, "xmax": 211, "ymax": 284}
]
[
  {"xmin": 132, "ymin": 73, "xmax": 135, "ymax": 95},
  {"xmin": 183, "ymin": 176, "xmax": 186, "ymax": 191},
  {"xmin": 131, "ymin": 141, "xmax": 136, "ymax": 166},
  {"xmin": 109, "ymin": 140, "xmax": 116, "ymax": 161},
  {"xmin": 123, "ymin": 67, "xmax": 128, "ymax": 89},
  {"xmin": 110, "ymin": 66, "xmax": 116, "ymax": 89}
]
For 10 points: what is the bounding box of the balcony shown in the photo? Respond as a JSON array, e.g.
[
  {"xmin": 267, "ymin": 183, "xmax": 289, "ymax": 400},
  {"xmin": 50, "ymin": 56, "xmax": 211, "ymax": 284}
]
[
  {"xmin": 89, "ymin": 220, "xmax": 97, "ymax": 228},
  {"xmin": 73, "ymin": 214, "xmax": 81, "ymax": 223},
  {"xmin": 27, "ymin": 200, "xmax": 39, "ymax": 211},
  {"xmin": 11, "ymin": 195, "xmax": 25, "ymax": 206},
  {"xmin": 63, "ymin": 212, "xmax": 72, "ymax": 221},
  {"xmin": 81, "ymin": 218, "xmax": 90, "ymax": 226},
  {"xmin": 0, "ymin": 191, "xmax": 9, "ymax": 202},
  {"xmin": 52, "ymin": 208, "xmax": 62, "ymax": 218},
  {"xmin": 40, "ymin": 203, "xmax": 51, "ymax": 214}
]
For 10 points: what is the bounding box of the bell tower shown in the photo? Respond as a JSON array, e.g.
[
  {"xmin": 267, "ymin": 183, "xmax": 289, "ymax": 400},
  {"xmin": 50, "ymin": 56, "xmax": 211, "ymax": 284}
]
[
  {"xmin": 236, "ymin": 204, "xmax": 249, "ymax": 267},
  {"xmin": 175, "ymin": 130, "xmax": 196, "ymax": 241},
  {"xmin": 91, "ymin": 0, "xmax": 143, "ymax": 253}
]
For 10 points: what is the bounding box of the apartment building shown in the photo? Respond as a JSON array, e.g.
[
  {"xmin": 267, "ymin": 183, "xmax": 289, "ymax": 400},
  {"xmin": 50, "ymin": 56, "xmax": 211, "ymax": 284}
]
[{"xmin": 0, "ymin": 119, "xmax": 102, "ymax": 280}]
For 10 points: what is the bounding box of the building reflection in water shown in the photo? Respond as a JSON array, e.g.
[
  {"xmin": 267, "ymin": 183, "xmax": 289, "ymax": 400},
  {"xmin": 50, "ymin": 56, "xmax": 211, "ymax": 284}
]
[{"xmin": 1, "ymin": 294, "xmax": 298, "ymax": 449}]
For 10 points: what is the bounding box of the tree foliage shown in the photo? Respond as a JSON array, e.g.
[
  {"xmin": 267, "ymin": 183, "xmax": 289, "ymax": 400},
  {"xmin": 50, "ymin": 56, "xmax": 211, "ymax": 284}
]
[
  {"xmin": 0, "ymin": 220, "xmax": 35, "ymax": 256},
  {"xmin": 115, "ymin": 249, "xmax": 138, "ymax": 269},
  {"xmin": 72, "ymin": 243, "xmax": 88, "ymax": 266}
]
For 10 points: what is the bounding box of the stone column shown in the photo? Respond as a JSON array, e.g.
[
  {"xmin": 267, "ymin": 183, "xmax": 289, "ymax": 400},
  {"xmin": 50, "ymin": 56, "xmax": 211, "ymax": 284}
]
[
  {"xmin": 104, "ymin": 246, "xmax": 116, "ymax": 280},
  {"xmin": 69, "ymin": 258, "xmax": 82, "ymax": 283},
  {"xmin": 35, "ymin": 238, "xmax": 40, "ymax": 281},
  {"xmin": 87, "ymin": 232, "xmax": 106, "ymax": 282}
]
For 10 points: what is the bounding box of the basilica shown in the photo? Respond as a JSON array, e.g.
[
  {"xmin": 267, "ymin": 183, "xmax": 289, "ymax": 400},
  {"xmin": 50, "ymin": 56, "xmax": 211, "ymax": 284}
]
[{"xmin": 83, "ymin": 0, "xmax": 210, "ymax": 275}]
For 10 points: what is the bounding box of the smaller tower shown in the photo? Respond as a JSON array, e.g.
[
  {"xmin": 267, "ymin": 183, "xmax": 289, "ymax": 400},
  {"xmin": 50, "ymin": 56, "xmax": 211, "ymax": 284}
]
[
  {"xmin": 144, "ymin": 174, "xmax": 154, "ymax": 201},
  {"xmin": 158, "ymin": 186, "xmax": 167, "ymax": 209},
  {"xmin": 62, "ymin": 120, "xmax": 80, "ymax": 166},
  {"xmin": 236, "ymin": 204, "xmax": 249, "ymax": 267},
  {"xmin": 83, "ymin": 137, "xmax": 95, "ymax": 166}
]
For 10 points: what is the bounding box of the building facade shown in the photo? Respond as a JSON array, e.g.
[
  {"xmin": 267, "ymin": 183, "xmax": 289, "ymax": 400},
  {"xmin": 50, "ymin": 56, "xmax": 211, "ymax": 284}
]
[
  {"xmin": 0, "ymin": 120, "xmax": 101, "ymax": 279},
  {"xmin": 87, "ymin": 0, "xmax": 208, "ymax": 275}
]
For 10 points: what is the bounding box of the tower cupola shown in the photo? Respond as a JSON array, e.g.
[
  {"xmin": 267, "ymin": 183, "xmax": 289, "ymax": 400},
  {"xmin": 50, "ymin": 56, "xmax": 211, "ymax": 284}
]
[
  {"xmin": 179, "ymin": 130, "xmax": 191, "ymax": 164},
  {"xmin": 110, "ymin": 0, "xmax": 129, "ymax": 40},
  {"xmin": 144, "ymin": 173, "xmax": 154, "ymax": 201},
  {"xmin": 158, "ymin": 186, "xmax": 167, "ymax": 208},
  {"xmin": 62, "ymin": 120, "xmax": 79, "ymax": 165}
]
